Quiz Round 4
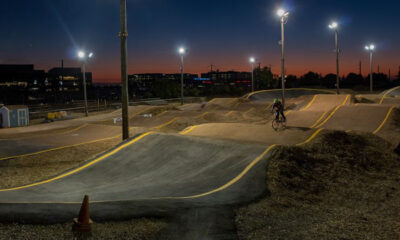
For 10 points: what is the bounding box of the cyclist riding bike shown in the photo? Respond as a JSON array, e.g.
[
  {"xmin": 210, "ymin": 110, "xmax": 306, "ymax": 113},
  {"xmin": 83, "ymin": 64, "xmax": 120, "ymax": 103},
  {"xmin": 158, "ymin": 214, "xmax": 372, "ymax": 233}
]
[{"xmin": 271, "ymin": 98, "xmax": 286, "ymax": 122}]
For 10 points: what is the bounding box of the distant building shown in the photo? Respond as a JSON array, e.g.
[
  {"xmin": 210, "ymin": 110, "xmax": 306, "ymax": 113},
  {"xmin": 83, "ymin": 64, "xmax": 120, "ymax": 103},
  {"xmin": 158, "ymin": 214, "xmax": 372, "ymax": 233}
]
[
  {"xmin": 0, "ymin": 64, "xmax": 45, "ymax": 88},
  {"xmin": 128, "ymin": 73, "xmax": 199, "ymax": 97},
  {"xmin": 0, "ymin": 64, "xmax": 46, "ymax": 104},
  {"xmin": 200, "ymin": 71, "xmax": 252, "ymax": 88},
  {"xmin": 47, "ymin": 67, "xmax": 92, "ymax": 102}
]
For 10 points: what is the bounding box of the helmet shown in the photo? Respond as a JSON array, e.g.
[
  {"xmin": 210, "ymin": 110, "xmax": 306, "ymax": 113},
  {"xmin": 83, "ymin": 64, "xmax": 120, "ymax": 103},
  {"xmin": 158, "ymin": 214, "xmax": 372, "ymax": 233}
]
[{"xmin": 274, "ymin": 98, "xmax": 279, "ymax": 103}]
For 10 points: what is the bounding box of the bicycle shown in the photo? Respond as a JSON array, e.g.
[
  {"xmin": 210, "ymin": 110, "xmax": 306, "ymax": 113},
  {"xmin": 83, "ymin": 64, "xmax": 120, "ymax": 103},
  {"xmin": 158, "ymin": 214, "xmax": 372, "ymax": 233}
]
[{"xmin": 272, "ymin": 114, "xmax": 287, "ymax": 131}]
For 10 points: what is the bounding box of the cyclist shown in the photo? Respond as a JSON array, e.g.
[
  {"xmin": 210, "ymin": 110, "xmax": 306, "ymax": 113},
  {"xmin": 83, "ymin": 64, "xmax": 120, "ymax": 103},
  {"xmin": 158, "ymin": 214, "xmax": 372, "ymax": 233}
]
[{"xmin": 271, "ymin": 98, "xmax": 286, "ymax": 122}]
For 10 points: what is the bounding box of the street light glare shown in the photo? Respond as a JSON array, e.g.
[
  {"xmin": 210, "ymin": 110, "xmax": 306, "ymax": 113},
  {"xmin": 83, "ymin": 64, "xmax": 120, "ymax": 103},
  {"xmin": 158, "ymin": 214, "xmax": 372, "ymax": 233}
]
[
  {"xmin": 365, "ymin": 44, "xmax": 375, "ymax": 51},
  {"xmin": 88, "ymin": 53, "xmax": 94, "ymax": 58},
  {"xmin": 178, "ymin": 47, "xmax": 185, "ymax": 55},
  {"xmin": 78, "ymin": 51, "xmax": 85, "ymax": 58},
  {"xmin": 249, "ymin": 57, "xmax": 255, "ymax": 63},
  {"xmin": 329, "ymin": 22, "xmax": 338, "ymax": 29},
  {"xmin": 277, "ymin": 9, "xmax": 287, "ymax": 17}
]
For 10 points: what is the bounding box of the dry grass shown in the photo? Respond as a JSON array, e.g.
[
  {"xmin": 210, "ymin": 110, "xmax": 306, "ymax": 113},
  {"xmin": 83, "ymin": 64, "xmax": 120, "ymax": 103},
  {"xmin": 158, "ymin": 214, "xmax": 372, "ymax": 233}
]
[
  {"xmin": 0, "ymin": 218, "xmax": 167, "ymax": 240},
  {"xmin": 236, "ymin": 131, "xmax": 400, "ymax": 240},
  {"xmin": 392, "ymin": 108, "xmax": 400, "ymax": 128},
  {"xmin": 0, "ymin": 138, "xmax": 120, "ymax": 189}
]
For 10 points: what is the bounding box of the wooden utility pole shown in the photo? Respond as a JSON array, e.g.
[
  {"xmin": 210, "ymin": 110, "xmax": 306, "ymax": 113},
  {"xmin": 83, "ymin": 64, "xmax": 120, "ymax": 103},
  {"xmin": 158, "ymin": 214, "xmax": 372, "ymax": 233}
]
[{"xmin": 120, "ymin": 0, "xmax": 130, "ymax": 140}]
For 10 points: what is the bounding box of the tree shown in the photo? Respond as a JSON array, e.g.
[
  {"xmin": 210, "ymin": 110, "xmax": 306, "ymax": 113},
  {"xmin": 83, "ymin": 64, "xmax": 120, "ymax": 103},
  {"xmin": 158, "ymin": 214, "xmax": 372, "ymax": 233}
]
[
  {"xmin": 322, "ymin": 73, "xmax": 336, "ymax": 88},
  {"xmin": 285, "ymin": 75, "xmax": 299, "ymax": 88},
  {"xmin": 300, "ymin": 71, "xmax": 321, "ymax": 86},
  {"xmin": 343, "ymin": 73, "xmax": 364, "ymax": 89},
  {"xmin": 255, "ymin": 66, "xmax": 274, "ymax": 90}
]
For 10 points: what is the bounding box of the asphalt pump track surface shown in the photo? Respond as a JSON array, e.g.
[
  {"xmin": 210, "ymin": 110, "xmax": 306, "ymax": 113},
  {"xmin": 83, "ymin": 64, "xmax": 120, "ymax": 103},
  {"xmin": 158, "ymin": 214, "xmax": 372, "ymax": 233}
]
[{"xmin": 0, "ymin": 132, "xmax": 276, "ymax": 223}]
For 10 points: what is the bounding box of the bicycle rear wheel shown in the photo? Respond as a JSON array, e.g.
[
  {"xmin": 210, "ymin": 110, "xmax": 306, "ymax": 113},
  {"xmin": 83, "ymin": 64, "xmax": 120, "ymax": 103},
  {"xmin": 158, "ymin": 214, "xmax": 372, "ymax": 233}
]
[{"xmin": 272, "ymin": 119, "xmax": 280, "ymax": 131}]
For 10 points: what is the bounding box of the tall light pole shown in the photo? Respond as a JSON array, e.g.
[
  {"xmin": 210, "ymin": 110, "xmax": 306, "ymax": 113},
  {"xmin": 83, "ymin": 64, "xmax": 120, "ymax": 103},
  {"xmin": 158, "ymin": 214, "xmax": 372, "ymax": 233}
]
[
  {"xmin": 365, "ymin": 44, "xmax": 375, "ymax": 93},
  {"xmin": 249, "ymin": 57, "xmax": 255, "ymax": 92},
  {"xmin": 178, "ymin": 47, "xmax": 186, "ymax": 105},
  {"xmin": 329, "ymin": 21, "xmax": 340, "ymax": 94},
  {"xmin": 78, "ymin": 51, "xmax": 94, "ymax": 117},
  {"xmin": 277, "ymin": 8, "xmax": 289, "ymax": 107},
  {"xmin": 120, "ymin": 0, "xmax": 129, "ymax": 140}
]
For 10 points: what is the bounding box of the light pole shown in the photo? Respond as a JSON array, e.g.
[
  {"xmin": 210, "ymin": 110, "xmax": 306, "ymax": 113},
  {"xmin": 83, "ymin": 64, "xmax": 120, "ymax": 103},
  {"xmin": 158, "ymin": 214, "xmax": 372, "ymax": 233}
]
[
  {"xmin": 329, "ymin": 21, "xmax": 340, "ymax": 94},
  {"xmin": 78, "ymin": 51, "xmax": 94, "ymax": 117},
  {"xmin": 249, "ymin": 57, "xmax": 255, "ymax": 92},
  {"xmin": 365, "ymin": 44, "xmax": 375, "ymax": 93},
  {"xmin": 277, "ymin": 8, "xmax": 289, "ymax": 107},
  {"xmin": 178, "ymin": 47, "xmax": 186, "ymax": 105},
  {"xmin": 120, "ymin": 0, "xmax": 129, "ymax": 140}
]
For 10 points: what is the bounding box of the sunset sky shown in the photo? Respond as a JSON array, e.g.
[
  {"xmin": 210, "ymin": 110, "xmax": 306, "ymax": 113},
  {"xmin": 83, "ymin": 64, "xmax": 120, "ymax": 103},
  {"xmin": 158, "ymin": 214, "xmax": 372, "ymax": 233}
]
[{"xmin": 0, "ymin": 0, "xmax": 399, "ymax": 82}]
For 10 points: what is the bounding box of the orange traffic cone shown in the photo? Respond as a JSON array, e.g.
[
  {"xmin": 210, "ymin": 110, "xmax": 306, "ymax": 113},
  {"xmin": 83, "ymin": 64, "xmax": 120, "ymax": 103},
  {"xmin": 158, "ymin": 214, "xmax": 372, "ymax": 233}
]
[{"xmin": 72, "ymin": 195, "xmax": 93, "ymax": 232}]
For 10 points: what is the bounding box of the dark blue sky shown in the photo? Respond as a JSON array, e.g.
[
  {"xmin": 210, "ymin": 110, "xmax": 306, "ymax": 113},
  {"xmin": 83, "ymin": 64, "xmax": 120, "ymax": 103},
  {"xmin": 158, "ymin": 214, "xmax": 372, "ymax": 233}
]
[{"xmin": 0, "ymin": 0, "xmax": 399, "ymax": 82}]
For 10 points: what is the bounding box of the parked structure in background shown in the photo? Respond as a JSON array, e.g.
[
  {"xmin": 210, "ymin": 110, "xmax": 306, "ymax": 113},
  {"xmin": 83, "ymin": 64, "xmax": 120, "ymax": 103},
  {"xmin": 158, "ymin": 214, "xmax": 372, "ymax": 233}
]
[{"xmin": 0, "ymin": 105, "xmax": 29, "ymax": 128}]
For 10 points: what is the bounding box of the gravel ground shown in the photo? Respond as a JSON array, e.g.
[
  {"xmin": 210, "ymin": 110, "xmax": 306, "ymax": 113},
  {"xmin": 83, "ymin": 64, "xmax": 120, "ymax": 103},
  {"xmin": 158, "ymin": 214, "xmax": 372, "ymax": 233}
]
[
  {"xmin": 236, "ymin": 131, "xmax": 400, "ymax": 240},
  {"xmin": 0, "ymin": 218, "xmax": 167, "ymax": 240}
]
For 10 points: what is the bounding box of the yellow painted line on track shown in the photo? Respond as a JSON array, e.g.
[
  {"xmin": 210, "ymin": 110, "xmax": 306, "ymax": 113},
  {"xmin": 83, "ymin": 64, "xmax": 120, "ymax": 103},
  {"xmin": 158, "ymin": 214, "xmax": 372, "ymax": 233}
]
[
  {"xmin": 264, "ymin": 104, "xmax": 272, "ymax": 111},
  {"xmin": 2, "ymin": 124, "xmax": 90, "ymax": 141},
  {"xmin": 245, "ymin": 107, "xmax": 255, "ymax": 114},
  {"xmin": 129, "ymin": 107, "xmax": 155, "ymax": 120},
  {"xmin": 225, "ymin": 111, "xmax": 235, "ymax": 116},
  {"xmin": 154, "ymin": 117, "xmax": 180, "ymax": 130},
  {"xmin": 0, "ymin": 134, "xmax": 122, "ymax": 162},
  {"xmin": 313, "ymin": 94, "xmax": 350, "ymax": 129},
  {"xmin": 314, "ymin": 105, "xmax": 343, "ymax": 129},
  {"xmin": 0, "ymin": 125, "xmax": 326, "ymax": 201},
  {"xmin": 379, "ymin": 86, "xmax": 400, "ymax": 104},
  {"xmin": 247, "ymin": 88, "xmax": 336, "ymax": 99},
  {"xmin": 179, "ymin": 125, "xmax": 198, "ymax": 135},
  {"xmin": 195, "ymin": 112, "xmax": 209, "ymax": 119},
  {"xmin": 309, "ymin": 111, "xmax": 328, "ymax": 128},
  {"xmin": 162, "ymin": 144, "xmax": 278, "ymax": 199},
  {"xmin": 302, "ymin": 95, "xmax": 317, "ymax": 111},
  {"xmin": 157, "ymin": 111, "xmax": 168, "ymax": 117},
  {"xmin": 57, "ymin": 124, "xmax": 89, "ymax": 135},
  {"xmin": 373, "ymin": 106, "xmax": 394, "ymax": 134},
  {"xmin": 95, "ymin": 127, "xmax": 326, "ymax": 202},
  {"xmin": 296, "ymin": 128, "xmax": 324, "ymax": 146},
  {"xmin": 205, "ymin": 98, "xmax": 217, "ymax": 106},
  {"xmin": 0, "ymin": 132, "xmax": 152, "ymax": 192},
  {"xmin": 233, "ymin": 102, "xmax": 240, "ymax": 109}
]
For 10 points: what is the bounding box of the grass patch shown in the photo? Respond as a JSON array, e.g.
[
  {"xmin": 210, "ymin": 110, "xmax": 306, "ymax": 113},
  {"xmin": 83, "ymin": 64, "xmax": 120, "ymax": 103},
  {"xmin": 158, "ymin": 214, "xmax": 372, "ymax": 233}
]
[{"xmin": 236, "ymin": 131, "xmax": 400, "ymax": 240}]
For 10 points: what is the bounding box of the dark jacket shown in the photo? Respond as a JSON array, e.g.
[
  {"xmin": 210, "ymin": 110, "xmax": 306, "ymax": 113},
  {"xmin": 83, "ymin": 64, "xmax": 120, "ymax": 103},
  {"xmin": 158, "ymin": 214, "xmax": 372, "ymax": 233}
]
[{"xmin": 272, "ymin": 101, "xmax": 283, "ymax": 111}]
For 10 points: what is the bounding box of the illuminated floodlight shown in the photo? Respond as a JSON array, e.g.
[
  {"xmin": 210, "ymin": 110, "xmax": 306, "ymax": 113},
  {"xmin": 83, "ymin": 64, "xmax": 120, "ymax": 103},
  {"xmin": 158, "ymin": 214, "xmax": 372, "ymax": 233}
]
[
  {"xmin": 329, "ymin": 22, "xmax": 338, "ymax": 29},
  {"xmin": 178, "ymin": 47, "xmax": 186, "ymax": 55},
  {"xmin": 277, "ymin": 8, "xmax": 289, "ymax": 17},
  {"xmin": 249, "ymin": 57, "xmax": 255, "ymax": 63},
  {"xmin": 78, "ymin": 51, "xmax": 85, "ymax": 59},
  {"xmin": 365, "ymin": 44, "xmax": 375, "ymax": 51},
  {"xmin": 88, "ymin": 52, "xmax": 94, "ymax": 58}
]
